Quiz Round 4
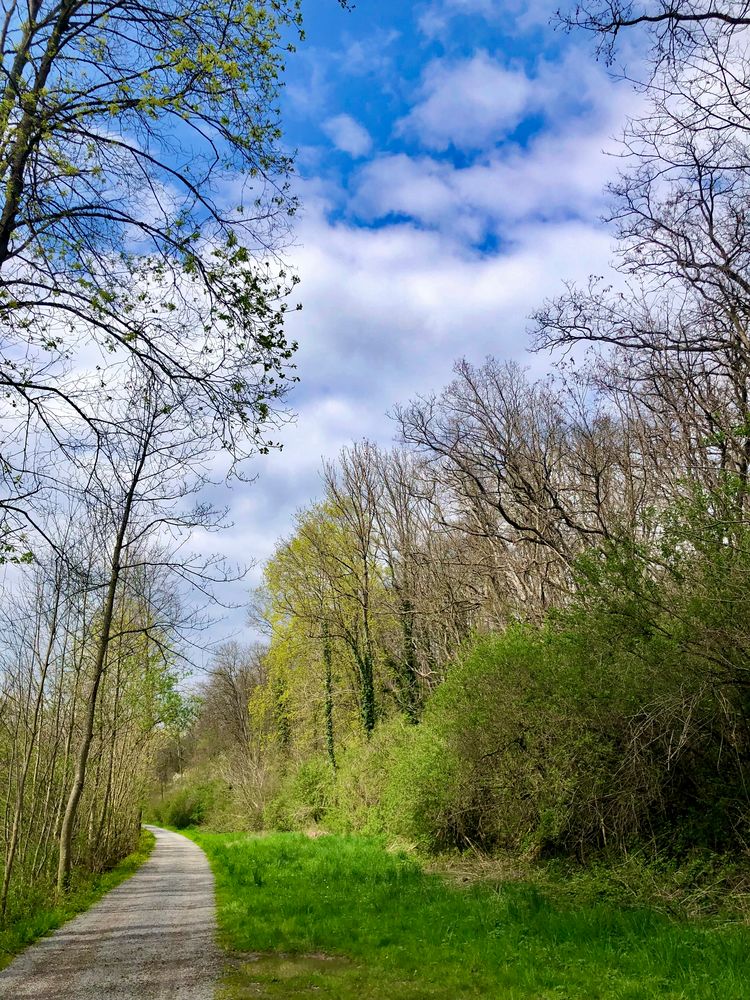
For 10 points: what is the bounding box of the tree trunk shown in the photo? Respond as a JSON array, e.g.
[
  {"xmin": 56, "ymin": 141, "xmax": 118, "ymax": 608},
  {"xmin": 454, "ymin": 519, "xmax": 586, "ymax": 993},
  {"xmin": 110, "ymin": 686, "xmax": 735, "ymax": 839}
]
[
  {"xmin": 322, "ymin": 621, "xmax": 336, "ymax": 770},
  {"xmin": 56, "ymin": 435, "xmax": 149, "ymax": 894}
]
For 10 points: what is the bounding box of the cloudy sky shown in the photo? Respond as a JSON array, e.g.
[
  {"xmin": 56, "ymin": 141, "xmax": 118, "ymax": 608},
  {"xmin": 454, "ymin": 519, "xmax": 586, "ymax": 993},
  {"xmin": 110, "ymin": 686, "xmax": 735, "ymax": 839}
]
[{"xmin": 213, "ymin": 0, "xmax": 641, "ymax": 641}]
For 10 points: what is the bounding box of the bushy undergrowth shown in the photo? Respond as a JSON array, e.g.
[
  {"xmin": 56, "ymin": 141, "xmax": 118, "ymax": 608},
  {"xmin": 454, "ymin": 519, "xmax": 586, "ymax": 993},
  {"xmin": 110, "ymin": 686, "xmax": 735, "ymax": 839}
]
[
  {"xmin": 259, "ymin": 506, "xmax": 750, "ymax": 871},
  {"xmin": 433, "ymin": 846, "xmax": 750, "ymax": 922},
  {"xmin": 150, "ymin": 777, "xmax": 224, "ymax": 829},
  {"xmin": 264, "ymin": 755, "xmax": 335, "ymax": 831},
  {"xmin": 265, "ymin": 610, "xmax": 749, "ymax": 861}
]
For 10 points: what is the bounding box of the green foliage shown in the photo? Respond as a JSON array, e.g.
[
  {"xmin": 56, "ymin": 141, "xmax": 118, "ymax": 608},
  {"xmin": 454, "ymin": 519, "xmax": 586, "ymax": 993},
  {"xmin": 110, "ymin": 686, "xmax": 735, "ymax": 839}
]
[
  {"xmin": 287, "ymin": 493, "xmax": 750, "ymax": 858},
  {"xmin": 192, "ymin": 830, "xmax": 750, "ymax": 999},
  {"xmin": 265, "ymin": 756, "xmax": 336, "ymax": 831},
  {"xmin": 150, "ymin": 779, "xmax": 222, "ymax": 830},
  {"xmin": 323, "ymin": 719, "xmax": 417, "ymax": 837},
  {"xmin": 534, "ymin": 849, "xmax": 750, "ymax": 920},
  {"xmin": 403, "ymin": 628, "xmax": 558, "ymax": 852}
]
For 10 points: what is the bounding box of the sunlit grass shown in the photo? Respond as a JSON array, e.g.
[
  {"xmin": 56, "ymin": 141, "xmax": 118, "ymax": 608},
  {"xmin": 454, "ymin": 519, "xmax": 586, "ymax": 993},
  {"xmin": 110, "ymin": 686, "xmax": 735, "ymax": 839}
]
[
  {"xmin": 192, "ymin": 830, "xmax": 750, "ymax": 1000},
  {"xmin": 0, "ymin": 828, "xmax": 155, "ymax": 971}
]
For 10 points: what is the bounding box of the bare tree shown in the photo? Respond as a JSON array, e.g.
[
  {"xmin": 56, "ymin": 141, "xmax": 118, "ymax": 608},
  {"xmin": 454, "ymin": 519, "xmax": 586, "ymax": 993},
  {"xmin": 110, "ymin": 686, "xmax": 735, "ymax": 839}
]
[
  {"xmin": 397, "ymin": 360, "xmax": 657, "ymax": 617},
  {"xmin": 196, "ymin": 642, "xmax": 264, "ymax": 753},
  {"xmin": 540, "ymin": 4, "xmax": 750, "ymax": 509},
  {"xmin": 562, "ymin": 2, "xmax": 750, "ymax": 50},
  {"xmin": 0, "ymin": 508, "xmax": 183, "ymax": 911}
]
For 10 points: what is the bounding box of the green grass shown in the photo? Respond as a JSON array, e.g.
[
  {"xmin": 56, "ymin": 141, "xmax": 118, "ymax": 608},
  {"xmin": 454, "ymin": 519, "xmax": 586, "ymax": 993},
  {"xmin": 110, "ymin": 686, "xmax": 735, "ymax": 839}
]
[
  {"xmin": 0, "ymin": 828, "xmax": 155, "ymax": 971},
  {"xmin": 190, "ymin": 830, "xmax": 750, "ymax": 1000}
]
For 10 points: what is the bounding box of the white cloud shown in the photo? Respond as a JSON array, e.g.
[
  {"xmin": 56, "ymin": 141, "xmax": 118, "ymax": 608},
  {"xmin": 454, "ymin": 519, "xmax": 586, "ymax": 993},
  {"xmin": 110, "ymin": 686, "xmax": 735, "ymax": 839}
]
[
  {"xmin": 375, "ymin": 50, "xmax": 641, "ymax": 229},
  {"xmin": 444, "ymin": 0, "xmax": 495, "ymax": 10},
  {"xmin": 285, "ymin": 53, "xmax": 332, "ymax": 116},
  {"xmin": 322, "ymin": 113, "xmax": 373, "ymax": 157},
  {"xmin": 399, "ymin": 52, "xmax": 535, "ymax": 150},
  {"xmin": 398, "ymin": 46, "xmax": 637, "ymax": 152},
  {"xmin": 417, "ymin": 0, "xmax": 497, "ymax": 39},
  {"xmin": 352, "ymin": 129, "xmax": 616, "ymax": 237},
  {"xmin": 418, "ymin": 0, "xmax": 561, "ymax": 40},
  {"xmin": 287, "ymin": 197, "xmax": 613, "ymax": 397},
  {"xmin": 339, "ymin": 29, "xmax": 401, "ymax": 78}
]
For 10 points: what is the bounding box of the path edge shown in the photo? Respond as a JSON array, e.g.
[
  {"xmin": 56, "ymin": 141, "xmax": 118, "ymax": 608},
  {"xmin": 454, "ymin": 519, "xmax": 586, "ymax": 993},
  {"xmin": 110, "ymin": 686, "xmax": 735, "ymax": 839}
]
[{"xmin": 0, "ymin": 826, "xmax": 156, "ymax": 972}]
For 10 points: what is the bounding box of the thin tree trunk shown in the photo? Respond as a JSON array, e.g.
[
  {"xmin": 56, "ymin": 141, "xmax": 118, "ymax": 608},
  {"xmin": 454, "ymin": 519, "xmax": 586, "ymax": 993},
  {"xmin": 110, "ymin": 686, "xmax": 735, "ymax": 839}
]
[
  {"xmin": 56, "ymin": 432, "xmax": 150, "ymax": 894},
  {"xmin": 322, "ymin": 621, "xmax": 336, "ymax": 770},
  {"xmin": 1, "ymin": 579, "xmax": 61, "ymax": 918}
]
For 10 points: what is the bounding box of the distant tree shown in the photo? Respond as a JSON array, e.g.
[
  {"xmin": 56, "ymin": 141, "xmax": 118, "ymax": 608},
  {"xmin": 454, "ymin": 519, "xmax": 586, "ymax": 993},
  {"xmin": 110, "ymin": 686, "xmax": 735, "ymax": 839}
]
[
  {"xmin": 196, "ymin": 642, "xmax": 265, "ymax": 753},
  {"xmin": 263, "ymin": 504, "xmax": 373, "ymax": 739}
]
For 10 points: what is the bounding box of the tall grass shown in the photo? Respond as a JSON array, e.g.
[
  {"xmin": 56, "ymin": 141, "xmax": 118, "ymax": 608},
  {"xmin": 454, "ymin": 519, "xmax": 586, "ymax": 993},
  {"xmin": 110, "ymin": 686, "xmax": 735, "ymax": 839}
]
[{"xmin": 193, "ymin": 830, "xmax": 750, "ymax": 999}]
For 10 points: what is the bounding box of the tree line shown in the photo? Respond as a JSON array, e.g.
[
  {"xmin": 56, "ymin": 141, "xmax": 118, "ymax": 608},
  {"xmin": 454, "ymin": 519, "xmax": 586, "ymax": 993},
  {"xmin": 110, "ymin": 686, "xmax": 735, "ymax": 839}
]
[
  {"xmin": 156, "ymin": 3, "xmax": 750, "ymax": 864},
  {"xmin": 0, "ymin": 0, "xmax": 325, "ymax": 926}
]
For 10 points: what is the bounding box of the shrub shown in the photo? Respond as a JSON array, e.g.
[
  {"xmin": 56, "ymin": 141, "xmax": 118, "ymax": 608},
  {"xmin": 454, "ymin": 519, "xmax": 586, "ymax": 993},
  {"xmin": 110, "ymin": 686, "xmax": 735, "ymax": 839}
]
[
  {"xmin": 265, "ymin": 755, "xmax": 336, "ymax": 831},
  {"xmin": 378, "ymin": 615, "xmax": 721, "ymax": 856},
  {"xmin": 387, "ymin": 524, "xmax": 750, "ymax": 856},
  {"xmin": 388, "ymin": 627, "xmax": 565, "ymax": 853},
  {"xmin": 325, "ymin": 718, "xmax": 417, "ymax": 837},
  {"xmin": 151, "ymin": 778, "xmax": 221, "ymax": 829}
]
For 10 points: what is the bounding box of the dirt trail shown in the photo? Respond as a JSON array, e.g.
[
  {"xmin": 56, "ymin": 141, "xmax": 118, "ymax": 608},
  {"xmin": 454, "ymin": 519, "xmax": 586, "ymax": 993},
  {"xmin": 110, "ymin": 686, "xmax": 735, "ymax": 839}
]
[{"xmin": 0, "ymin": 826, "xmax": 221, "ymax": 999}]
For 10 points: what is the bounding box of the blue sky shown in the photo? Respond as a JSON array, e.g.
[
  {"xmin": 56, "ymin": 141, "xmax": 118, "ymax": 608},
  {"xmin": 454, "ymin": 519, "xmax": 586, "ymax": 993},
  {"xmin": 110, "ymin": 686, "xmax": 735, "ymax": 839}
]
[{"xmin": 206, "ymin": 0, "xmax": 641, "ymax": 642}]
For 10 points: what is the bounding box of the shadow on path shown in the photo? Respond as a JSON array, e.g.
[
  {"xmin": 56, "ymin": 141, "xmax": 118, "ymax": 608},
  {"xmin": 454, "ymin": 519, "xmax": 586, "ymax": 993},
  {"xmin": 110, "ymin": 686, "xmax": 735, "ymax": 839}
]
[{"xmin": 0, "ymin": 826, "xmax": 221, "ymax": 999}]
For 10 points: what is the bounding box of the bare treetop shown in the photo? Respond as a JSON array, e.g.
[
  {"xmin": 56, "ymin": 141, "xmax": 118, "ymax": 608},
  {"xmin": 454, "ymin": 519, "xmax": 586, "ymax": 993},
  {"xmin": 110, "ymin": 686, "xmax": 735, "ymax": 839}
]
[{"xmin": 561, "ymin": 2, "xmax": 750, "ymax": 60}]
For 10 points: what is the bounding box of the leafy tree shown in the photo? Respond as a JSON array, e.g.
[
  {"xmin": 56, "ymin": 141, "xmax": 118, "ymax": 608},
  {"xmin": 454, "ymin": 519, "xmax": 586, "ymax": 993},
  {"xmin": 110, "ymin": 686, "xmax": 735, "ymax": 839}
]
[
  {"xmin": 0, "ymin": 0, "xmax": 324, "ymax": 548},
  {"xmin": 261, "ymin": 506, "xmax": 366, "ymax": 744}
]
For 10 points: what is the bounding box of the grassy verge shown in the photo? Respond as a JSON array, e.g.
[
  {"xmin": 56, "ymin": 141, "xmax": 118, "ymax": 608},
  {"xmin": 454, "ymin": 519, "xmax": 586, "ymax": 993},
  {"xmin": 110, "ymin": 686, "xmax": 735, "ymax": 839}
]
[
  {"xmin": 190, "ymin": 830, "xmax": 750, "ymax": 1000},
  {"xmin": 430, "ymin": 848, "xmax": 750, "ymax": 922},
  {"xmin": 0, "ymin": 827, "xmax": 156, "ymax": 971}
]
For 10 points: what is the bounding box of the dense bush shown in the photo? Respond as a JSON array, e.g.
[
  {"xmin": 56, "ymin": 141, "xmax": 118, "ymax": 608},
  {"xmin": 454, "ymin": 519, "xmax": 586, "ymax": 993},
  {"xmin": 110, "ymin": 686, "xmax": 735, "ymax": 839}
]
[
  {"xmin": 150, "ymin": 778, "xmax": 222, "ymax": 829},
  {"xmin": 322, "ymin": 720, "xmax": 413, "ymax": 836},
  {"xmin": 265, "ymin": 755, "xmax": 335, "ymax": 831},
  {"xmin": 298, "ymin": 507, "xmax": 750, "ymax": 857},
  {"xmin": 390, "ymin": 519, "xmax": 750, "ymax": 854}
]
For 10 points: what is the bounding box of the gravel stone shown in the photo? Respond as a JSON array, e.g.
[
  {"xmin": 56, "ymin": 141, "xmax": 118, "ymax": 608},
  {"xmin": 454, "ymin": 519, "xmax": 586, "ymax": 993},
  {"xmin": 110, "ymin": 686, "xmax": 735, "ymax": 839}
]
[{"xmin": 0, "ymin": 826, "xmax": 222, "ymax": 999}]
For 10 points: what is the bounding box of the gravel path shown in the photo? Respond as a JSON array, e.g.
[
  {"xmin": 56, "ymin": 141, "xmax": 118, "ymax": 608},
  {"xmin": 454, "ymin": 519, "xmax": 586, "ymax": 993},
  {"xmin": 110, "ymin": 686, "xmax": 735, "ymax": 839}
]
[{"xmin": 0, "ymin": 826, "xmax": 222, "ymax": 999}]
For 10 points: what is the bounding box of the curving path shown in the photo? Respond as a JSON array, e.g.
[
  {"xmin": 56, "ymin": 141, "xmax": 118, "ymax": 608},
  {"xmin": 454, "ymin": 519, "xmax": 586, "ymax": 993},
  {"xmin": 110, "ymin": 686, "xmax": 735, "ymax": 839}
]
[{"xmin": 0, "ymin": 826, "xmax": 222, "ymax": 999}]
